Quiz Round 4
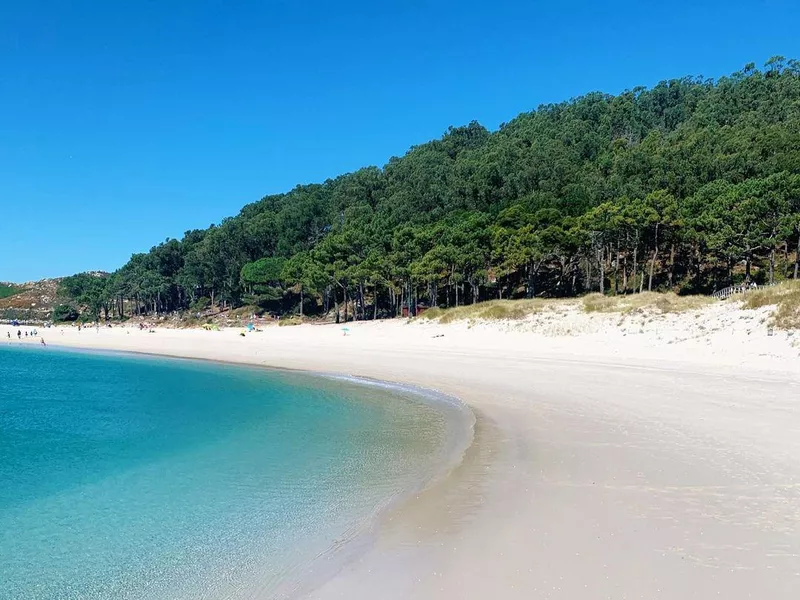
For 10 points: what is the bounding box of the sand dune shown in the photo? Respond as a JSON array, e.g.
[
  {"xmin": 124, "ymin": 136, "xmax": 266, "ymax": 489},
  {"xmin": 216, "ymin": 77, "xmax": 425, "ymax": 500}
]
[{"xmin": 4, "ymin": 299, "xmax": 800, "ymax": 599}]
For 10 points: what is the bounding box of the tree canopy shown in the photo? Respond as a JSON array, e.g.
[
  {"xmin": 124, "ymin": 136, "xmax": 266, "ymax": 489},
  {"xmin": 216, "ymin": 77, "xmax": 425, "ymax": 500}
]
[{"xmin": 58, "ymin": 59, "xmax": 800, "ymax": 321}]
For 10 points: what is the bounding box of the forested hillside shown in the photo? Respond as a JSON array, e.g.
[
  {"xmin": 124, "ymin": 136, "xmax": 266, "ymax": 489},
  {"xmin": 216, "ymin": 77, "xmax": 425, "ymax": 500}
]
[{"xmin": 60, "ymin": 58, "xmax": 800, "ymax": 322}]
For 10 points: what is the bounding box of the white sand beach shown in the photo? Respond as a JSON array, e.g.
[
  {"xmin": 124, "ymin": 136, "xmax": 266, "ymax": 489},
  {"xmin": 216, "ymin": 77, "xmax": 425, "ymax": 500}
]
[{"xmin": 4, "ymin": 299, "xmax": 800, "ymax": 599}]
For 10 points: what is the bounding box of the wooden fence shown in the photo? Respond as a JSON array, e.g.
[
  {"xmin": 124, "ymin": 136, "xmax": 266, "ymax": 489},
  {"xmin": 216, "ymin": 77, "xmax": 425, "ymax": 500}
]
[{"xmin": 711, "ymin": 282, "xmax": 773, "ymax": 300}]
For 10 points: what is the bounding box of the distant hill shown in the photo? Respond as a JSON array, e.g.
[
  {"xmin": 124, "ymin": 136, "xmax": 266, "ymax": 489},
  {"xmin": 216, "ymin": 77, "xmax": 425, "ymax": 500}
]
[{"xmin": 0, "ymin": 279, "xmax": 61, "ymax": 321}]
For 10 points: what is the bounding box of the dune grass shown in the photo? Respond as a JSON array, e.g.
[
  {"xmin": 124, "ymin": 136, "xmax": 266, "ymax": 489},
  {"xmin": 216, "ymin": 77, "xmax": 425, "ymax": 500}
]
[
  {"xmin": 419, "ymin": 292, "xmax": 712, "ymax": 324},
  {"xmin": 742, "ymin": 280, "xmax": 800, "ymax": 329},
  {"xmin": 582, "ymin": 292, "xmax": 712, "ymax": 314},
  {"xmin": 418, "ymin": 299, "xmax": 555, "ymax": 324}
]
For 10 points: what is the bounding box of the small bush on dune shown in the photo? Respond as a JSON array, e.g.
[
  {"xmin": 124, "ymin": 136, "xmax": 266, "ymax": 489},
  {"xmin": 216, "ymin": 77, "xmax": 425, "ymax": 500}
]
[{"xmin": 278, "ymin": 317, "xmax": 302, "ymax": 327}]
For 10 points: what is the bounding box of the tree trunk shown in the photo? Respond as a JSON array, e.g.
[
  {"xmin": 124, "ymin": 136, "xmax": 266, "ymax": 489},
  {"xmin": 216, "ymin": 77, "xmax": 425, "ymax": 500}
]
[
  {"xmin": 648, "ymin": 224, "xmax": 659, "ymax": 292},
  {"xmin": 299, "ymin": 287, "xmax": 304, "ymax": 318},
  {"xmin": 358, "ymin": 281, "xmax": 365, "ymax": 321},
  {"xmin": 795, "ymin": 234, "xmax": 800, "ymax": 280},
  {"xmin": 769, "ymin": 249, "xmax": 775, "ymax": 284},
  {"xmin": 614, "ymin": 239, "xmax": 620, "ymax": 295},
  {"xmin": 639, "ymin": 263, "xmax": 645, "ymax": 294},
  {"xmin": 373, "ymin": 287, "xmax": 378, "ymax": 320},
  {"xmin": 668, "ymin": 243, "xmax": 675, "ymax": 288},
  {"xmin": 622, "ymin": 252, "xmax": 628, "ymax": 293},
  {"xmin": 571, "ymin": 266, "xmax": 577, "ymax": 295},
  {"xmin": 598, "ymin": 247, "xmax": 605, "ymax": 295},
  {"xmin": 745, "ymin": 254, "xmax": 752, "ymax": 281},
  {"xmin": 728, "ymin": 257, "xmax": 734, "ymax": 287},
  {"xmin": 631, "ymin": 246, "xmax": 638, "ymax": 294},
  {"xmin": 585, "ymin": 257, "xmax": 591, "ymax": 292},
  {"xmin": 334, "ymin": 287, "xmax": 340, "ymax": 324}
]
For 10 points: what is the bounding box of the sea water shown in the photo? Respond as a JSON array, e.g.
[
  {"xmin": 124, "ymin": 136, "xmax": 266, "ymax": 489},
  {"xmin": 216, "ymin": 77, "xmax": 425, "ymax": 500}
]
[{"xmin": 0, "ymin": 344, "xmax": 471, "ymax": 599}]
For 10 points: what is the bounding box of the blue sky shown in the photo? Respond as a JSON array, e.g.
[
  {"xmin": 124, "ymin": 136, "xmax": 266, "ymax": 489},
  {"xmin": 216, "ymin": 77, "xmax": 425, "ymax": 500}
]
[{"xmin": 1, "ymin": 0, "xmax": 798, "ymax": 282}]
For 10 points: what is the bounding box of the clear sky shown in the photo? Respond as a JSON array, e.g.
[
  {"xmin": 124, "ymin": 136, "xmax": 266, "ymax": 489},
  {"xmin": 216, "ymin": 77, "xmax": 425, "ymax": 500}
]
[{"xmin": 1, "ymin": 0, "xmax": 798, "ymax": 282}]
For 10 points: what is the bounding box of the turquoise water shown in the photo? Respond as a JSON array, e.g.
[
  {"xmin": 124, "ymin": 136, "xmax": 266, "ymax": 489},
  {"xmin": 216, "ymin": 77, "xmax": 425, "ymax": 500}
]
[{"xmin": 0, "ymin": 345, "xmax": 470, "ymax": 599}]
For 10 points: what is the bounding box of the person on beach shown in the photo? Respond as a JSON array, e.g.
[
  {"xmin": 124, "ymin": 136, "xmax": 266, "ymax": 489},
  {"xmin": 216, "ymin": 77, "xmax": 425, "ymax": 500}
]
[
  {"xmin": 17, "ymin": 330, "xmax": 21, "ymax": 339},
  {"xmin": 40, "ymin": 337, "xmax": 46, "ymax": 347}
]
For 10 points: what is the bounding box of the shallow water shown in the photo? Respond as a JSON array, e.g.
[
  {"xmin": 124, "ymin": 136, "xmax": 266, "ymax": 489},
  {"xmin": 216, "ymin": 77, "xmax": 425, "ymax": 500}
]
[{"xmin": 0, "ymin": 345, "xmax": 470, "ymax": 599}]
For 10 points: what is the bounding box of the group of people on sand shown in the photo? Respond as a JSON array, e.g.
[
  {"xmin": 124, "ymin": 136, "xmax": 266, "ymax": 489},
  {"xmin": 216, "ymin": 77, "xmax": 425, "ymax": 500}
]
[{"xmin": 6, "ymin": 328, "xmax": 46, "ymax": 346}]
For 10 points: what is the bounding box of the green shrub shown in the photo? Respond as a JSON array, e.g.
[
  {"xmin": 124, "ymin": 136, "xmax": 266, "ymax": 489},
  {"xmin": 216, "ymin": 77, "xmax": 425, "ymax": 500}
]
[{"xmin": 53, "ymin": 304, "xmax": 79, "ymax": 322}]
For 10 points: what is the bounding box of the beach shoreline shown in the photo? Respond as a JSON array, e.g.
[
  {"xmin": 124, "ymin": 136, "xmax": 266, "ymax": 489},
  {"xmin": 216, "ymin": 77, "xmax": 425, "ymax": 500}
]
[{"xmin": 3, "ymin": 305, "xmax": 800, "ymax": 598}]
